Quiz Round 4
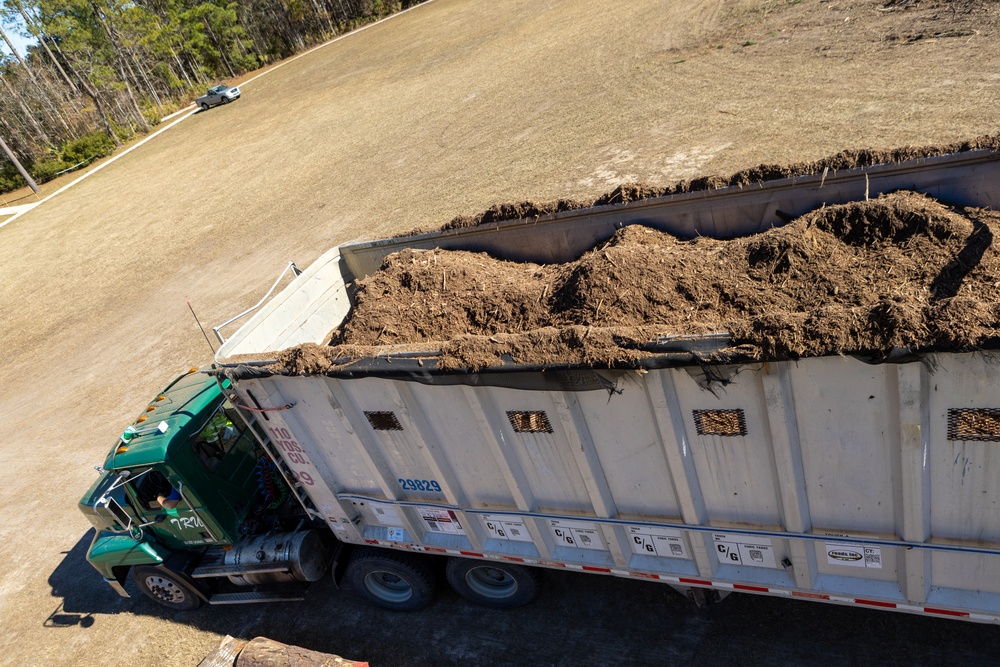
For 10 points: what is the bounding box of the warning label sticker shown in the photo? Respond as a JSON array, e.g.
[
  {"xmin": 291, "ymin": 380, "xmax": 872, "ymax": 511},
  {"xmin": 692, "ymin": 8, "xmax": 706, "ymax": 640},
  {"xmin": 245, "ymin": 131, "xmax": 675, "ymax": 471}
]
[
  {"xmin": 825, "ymin": 542, "xmax": 882, "ymax": 569},
  {"xmin": 419, "ymin": 508, "xmax": 465, "ymax": 535},
  {"xmin": 713, "ymin": 533, "xmax": 776, "ymax": 568},
  {"xmin": 627, "ymin": 526, "xmax": 688, "ymax": 559},
  {"xmin": 481, "ymin": 514, "xmax": 533, "ymax": 542},
  {"xmin": 548, "ymin": 519, "xmax": 605, "ymax": 550},
  {"xmin": 369, "ymin": 502, "xmax": 402, "ymax": 526}
]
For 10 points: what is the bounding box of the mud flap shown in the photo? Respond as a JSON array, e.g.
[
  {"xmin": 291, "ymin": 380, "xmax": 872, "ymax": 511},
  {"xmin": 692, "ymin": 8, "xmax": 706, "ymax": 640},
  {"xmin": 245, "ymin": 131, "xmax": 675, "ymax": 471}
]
[{"xmin": 668, "ymin": 583, "xmax": 729, "ymax": 608}]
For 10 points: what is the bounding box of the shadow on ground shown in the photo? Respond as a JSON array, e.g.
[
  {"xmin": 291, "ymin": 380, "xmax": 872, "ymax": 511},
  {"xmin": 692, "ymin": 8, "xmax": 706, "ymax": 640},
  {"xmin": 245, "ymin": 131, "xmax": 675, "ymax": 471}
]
[
  {"xmin": 46, "ymin": 531, "xmax": 1000, "ymax": 666},
  {"xmin": 46, "ymin": 530, "xmax": 125, "ymax": 628}
]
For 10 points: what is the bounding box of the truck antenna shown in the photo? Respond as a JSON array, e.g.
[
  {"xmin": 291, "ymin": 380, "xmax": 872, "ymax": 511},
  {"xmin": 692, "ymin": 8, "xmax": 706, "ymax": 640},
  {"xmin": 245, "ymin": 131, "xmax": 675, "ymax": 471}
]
[{"xmin": 187, "ymin": 301, "xmax": 217, "ymax": 354}]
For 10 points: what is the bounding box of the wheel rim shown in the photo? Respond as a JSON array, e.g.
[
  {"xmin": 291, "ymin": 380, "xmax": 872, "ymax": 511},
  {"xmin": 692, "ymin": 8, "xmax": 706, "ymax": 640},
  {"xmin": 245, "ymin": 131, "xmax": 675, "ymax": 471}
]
[
  {"xmin": 464, "ymin": 566, "xmax": 518, "ymax": 599},
  {"xmin": 144, "ymin": 575, "xmax": 187, "ymax": 604},
  {"xmin": 364, "ymin": 571, "xmax": 413, "ymax": 603}
]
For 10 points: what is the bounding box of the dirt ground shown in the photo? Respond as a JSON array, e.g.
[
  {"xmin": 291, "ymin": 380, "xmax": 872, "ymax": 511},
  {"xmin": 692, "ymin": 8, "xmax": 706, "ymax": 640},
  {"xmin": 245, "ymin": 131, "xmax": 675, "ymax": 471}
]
[{"xmin": 3, "ymin": 0, "xmax": 1000, "ymax": 665}]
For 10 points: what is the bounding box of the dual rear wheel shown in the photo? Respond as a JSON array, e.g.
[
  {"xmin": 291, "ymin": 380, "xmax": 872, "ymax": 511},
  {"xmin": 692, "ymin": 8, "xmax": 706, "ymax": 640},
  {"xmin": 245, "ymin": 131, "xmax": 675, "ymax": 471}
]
[{"xmin": 345, "ymin": 548, "xmax": 540, "ymax": 611}]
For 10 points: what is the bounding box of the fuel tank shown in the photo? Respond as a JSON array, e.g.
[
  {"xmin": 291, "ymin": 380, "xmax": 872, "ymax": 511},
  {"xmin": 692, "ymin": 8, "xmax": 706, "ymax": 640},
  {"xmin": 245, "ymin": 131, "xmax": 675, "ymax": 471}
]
[{"xmin": 225, "ymin": 529, "xmax": 328, "ymax": 586}]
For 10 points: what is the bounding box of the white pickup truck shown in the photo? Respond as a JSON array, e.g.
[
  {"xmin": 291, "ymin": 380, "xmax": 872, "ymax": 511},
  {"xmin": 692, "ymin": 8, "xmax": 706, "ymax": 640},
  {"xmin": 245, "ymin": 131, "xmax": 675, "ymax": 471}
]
[{"xmin": 196, "ymin": 85, "xmax": 241, "ymax": 111}]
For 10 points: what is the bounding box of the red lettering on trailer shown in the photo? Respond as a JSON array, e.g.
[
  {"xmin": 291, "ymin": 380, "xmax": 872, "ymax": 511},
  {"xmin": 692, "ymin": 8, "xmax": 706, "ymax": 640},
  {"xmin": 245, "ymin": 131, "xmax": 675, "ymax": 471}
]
[
  {"xmin": 924, "ymin": 607, "xmax": 970, "ymax": 617},
  {"xmin": 856, "ymin": 599, "xmax": 897, "ymax": 609},
  {"xmin": 582, "ymin": 566, "xmax": 612, "ymax": 573},
  {"xmin": 460, "ymin": 551, "xmax": 484, "ymax": 557}
]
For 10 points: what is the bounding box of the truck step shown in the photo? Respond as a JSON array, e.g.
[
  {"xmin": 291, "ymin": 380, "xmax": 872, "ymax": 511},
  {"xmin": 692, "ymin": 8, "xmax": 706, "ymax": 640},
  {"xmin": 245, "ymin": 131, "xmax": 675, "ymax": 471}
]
[
  {"xmin": 207, "ymin": 586, "xmax": 307, "ymax": 605},
  {"xmin": 191, "ymin": 560, "xmax": 291, "ymax": 579}
]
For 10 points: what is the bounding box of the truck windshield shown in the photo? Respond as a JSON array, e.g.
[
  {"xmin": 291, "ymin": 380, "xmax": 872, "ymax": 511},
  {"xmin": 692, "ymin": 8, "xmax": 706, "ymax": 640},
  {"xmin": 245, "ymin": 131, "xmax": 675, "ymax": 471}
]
[{"xmin": 190, "ymin": 401, "xmax": 247, "ymax": 472}]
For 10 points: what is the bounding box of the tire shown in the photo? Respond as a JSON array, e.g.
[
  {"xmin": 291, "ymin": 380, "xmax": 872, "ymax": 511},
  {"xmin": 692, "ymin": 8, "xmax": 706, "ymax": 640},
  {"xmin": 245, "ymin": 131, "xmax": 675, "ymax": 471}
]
[
  {"xmin": 221, "ymin": 96, "xmax": 230, "ymax": 104},
  {"xmin": 445, "ymin": 558, "xmax": 540, "ymax": 608},
  {"xmin": 200, "ymin": 103, "xmax": 210, "ymax": 111},
  {"xmin": 131, "ymin": 565, "xmax": 203, "ymax": 611},
  {"xmin": 345, "ymin": 548, "xmax": 436, "ymax": 611}
]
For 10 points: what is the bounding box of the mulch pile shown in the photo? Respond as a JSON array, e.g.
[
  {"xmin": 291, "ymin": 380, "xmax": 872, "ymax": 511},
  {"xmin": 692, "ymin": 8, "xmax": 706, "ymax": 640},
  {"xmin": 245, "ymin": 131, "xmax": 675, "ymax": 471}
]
[{"xmin": 272, "ymin": 190, "xmax": 1000, "ymax": 373}]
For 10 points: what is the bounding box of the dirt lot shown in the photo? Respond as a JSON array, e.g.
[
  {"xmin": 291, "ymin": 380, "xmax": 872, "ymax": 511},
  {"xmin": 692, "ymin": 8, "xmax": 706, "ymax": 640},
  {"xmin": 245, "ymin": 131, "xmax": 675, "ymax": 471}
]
[{"xmin": 3, "ymin": 0, "xmax": 1000, "ymax": 665}]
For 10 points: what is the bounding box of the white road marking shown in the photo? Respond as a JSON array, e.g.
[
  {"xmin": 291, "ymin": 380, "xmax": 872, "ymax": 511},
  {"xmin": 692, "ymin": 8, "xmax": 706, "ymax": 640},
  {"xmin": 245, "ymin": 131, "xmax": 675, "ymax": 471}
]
[
  {"xmin": 0, "ymin": 203, "xmax": 40, "ymax": 216},
  {"xmin": 0, "ymin": 109, "xmax": 197, "ymax": 229}
]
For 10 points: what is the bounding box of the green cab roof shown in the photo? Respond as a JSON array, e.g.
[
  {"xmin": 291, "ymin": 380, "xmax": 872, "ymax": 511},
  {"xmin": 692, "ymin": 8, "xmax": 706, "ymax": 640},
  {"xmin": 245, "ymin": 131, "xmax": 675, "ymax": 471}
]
[{"xmin": 103, "ymin": 371, "xmax": 224, "ymax": 470}]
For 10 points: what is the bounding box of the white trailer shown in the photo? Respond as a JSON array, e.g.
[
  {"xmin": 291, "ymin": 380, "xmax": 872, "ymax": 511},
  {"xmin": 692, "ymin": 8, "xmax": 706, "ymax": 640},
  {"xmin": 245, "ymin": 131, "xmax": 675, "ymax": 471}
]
[{"xmin": 213, "ymin": 148, "xmax": 1000, "ymax": 621}]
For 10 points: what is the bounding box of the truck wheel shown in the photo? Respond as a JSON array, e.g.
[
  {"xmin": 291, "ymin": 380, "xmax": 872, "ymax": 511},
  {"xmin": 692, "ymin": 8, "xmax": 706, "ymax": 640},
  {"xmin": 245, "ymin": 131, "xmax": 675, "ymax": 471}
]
[
  {"xmin": 346, "ymin": 548, "xmax": 436, "ymax": 611},
  {"xmin": 221, "ymin": 96, "xmax": 230, "ymax": 104},
  {"xmin": 131, "ymin": 565, "xmax": 203, "ymax": 611},
  {"xmin": 200, "ymin": 103, "xmax": 209, "ymax": 111},
  {"xmin": 445, "ymin": 558, "xmax": 540, "ymax": 608}
]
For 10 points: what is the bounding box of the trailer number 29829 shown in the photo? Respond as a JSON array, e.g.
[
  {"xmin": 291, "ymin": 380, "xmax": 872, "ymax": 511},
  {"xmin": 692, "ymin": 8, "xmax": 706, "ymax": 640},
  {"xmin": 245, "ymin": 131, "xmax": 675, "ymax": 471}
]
[{"xmin": 399, "ymin": 478, "xmax": 442, "ymax": 493}]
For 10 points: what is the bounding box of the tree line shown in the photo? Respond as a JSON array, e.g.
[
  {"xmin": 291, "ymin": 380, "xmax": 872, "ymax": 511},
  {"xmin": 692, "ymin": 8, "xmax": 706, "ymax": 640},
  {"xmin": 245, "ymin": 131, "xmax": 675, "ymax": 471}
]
[{"xmin": 0, "ymin": 0, "xmax": 419, "ymax": 193}]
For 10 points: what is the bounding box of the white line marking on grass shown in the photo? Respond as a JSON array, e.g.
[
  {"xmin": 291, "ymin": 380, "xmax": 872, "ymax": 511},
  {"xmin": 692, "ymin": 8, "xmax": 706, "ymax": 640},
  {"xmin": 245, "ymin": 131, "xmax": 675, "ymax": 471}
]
[
  {"xmin": 160, "ymin": 105, "xmax": 195, "ymax": 122},
  {"xmin": 0, "ymin": 203, "xmax": 39, "ymax": 215},
  {"xmin": 0, "ymin": 1, "xmax": 434, "ymax": 231},
  {"xmin": 0, "ymin": 109, "xmax": 197, "ymax": 230}
]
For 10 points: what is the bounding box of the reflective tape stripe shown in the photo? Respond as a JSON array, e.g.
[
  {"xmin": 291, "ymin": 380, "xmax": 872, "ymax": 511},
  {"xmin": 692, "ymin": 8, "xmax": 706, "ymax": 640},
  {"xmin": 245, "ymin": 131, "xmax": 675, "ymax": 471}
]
[
  {"xmin": 793, "ymin": 591, "xmax": 830, "ymax": 600},
  {"xmin": 734, "ymin": 584, "xmax": 770, "ymax": 593},
  {"xmin": 856, "ymin": 599, "xmax": 897, "ymax": 609},
  {"xmin": 925, "ymin": 607, "xmax": 970, "ymax": 618},
  {"xmin": 679, "ymin": 577, "xmax": 713, "ymax": 586}
]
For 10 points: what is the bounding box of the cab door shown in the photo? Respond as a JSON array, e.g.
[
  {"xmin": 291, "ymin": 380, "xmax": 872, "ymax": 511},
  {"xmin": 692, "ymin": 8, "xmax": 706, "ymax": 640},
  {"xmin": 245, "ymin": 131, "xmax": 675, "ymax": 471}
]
[
  {"xmin": 178, "ymin": 400, "xmax": 263, "ymax": 535},
  {"xmin": 129, "ymin": 468, "xmax": 223, "ymax": 548}
]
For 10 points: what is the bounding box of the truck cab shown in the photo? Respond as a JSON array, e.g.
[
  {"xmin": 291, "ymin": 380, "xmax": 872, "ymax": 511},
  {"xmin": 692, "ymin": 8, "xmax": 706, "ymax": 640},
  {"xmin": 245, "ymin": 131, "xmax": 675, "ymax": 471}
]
[{"xmin": 78, "ymin": 371, "xmax": 328, "ymax": 609}]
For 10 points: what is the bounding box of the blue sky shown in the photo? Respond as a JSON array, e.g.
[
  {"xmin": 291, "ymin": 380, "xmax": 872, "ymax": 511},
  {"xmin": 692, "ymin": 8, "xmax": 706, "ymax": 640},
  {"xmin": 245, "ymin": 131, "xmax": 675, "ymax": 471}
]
[{"xmin": 1, "ymin": 14, "xmax": 38, "ymax": 60}]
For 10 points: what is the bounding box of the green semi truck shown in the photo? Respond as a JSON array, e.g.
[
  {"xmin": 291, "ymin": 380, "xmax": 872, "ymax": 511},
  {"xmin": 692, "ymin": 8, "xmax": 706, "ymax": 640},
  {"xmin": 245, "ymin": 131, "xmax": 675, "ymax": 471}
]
[{"xmin": 78, "ymin": 372, "xmax": 330, "ymax": 609}]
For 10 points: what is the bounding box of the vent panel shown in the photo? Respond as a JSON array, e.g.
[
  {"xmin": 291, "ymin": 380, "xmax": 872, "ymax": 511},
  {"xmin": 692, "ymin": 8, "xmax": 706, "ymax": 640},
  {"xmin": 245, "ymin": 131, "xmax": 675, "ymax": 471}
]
[
  {"xmin": 365, "ymin": 411, "xmax": 403, "ymax": 431},
  {"xmin": 948, "ymin": 408, "xmax": 1000, "ymax": 441},
  {"xmin": 507, "ymin": 411, "xmax": 553, "ymax": 434},
  {"xmin": 693, "ymin": 409, "xmax": 747, "ymax": 437}
]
